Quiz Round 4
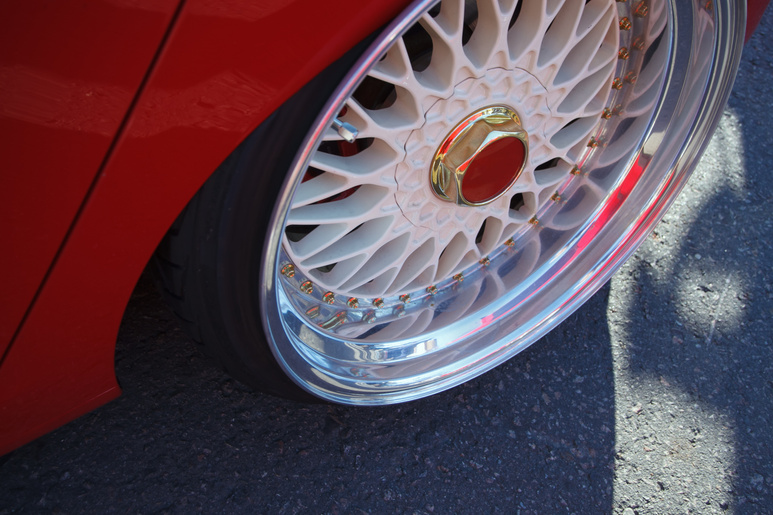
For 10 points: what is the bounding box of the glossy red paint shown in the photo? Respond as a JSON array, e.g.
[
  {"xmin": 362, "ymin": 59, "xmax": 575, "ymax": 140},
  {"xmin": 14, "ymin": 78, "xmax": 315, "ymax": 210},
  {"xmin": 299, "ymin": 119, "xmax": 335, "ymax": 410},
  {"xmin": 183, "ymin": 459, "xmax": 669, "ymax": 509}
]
[
  {"xmin": 0, "ymin": 0, "xmax": 410, "ymax": 455},
  {"xmin": 462, "ymin": 138, "xmax": 527, "ymax": 204},
  {"xmin": 0, "ymin": 0, "xmax": 181, "ymax": 359},
  {"xmin": 0, "ymin": 0, "xmax": 768, "ymax": 456},
  {"xmin": 747, "ymin": 0, "xmax": 769, "ymax": 41}
]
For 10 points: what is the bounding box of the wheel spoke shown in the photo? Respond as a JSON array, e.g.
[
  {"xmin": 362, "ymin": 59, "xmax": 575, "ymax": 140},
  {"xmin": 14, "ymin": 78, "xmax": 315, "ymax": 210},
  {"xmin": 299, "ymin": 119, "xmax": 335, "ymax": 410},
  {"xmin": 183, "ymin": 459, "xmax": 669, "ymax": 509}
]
[
  {"xmin": 292, "ymin": 173, "xmax": 355, "ymax": 208},
  {"xmin": 287, "ymin": 186, "xmax": 391, "ymax": 225},
  {"xmin": 285, "ymin": 223, "xmax": 351, "ymax": 261},
  {"xmin": 299, "ymin": 216, "xmax": 398, "ymax": 269},
  {"xmin": 464, "ymin": 0, "xmax": 509, "ymax": 68},
  {"xmin": 507, "ymin": 0, "xmax": 549, "ymax": 64},
  {"xmin": 386, "ymin": 238, "xmax": 436, "ymax": 294},
  {"xmin": 418, "ymin": 10, "xmax": 476, "ymax": 92},
  {"xmin": 369, "ymin": 38, "xmax": 414, "ymax": 85}
]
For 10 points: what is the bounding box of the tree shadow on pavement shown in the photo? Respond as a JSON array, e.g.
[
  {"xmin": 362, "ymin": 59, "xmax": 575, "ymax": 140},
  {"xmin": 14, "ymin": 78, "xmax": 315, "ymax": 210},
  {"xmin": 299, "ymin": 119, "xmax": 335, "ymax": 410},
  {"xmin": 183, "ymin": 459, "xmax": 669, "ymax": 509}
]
[{"xmin": 610, "ymin": 20, "xmax": 773, "ymax": 512}]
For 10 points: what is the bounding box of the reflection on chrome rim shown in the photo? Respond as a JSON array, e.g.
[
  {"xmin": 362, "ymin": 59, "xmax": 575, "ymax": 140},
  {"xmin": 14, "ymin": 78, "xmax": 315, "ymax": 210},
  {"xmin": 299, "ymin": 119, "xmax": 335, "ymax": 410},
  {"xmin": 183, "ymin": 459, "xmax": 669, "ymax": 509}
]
[{"xmin": 261, "ymin": 0, "xmax": 745, "ymax": 404}]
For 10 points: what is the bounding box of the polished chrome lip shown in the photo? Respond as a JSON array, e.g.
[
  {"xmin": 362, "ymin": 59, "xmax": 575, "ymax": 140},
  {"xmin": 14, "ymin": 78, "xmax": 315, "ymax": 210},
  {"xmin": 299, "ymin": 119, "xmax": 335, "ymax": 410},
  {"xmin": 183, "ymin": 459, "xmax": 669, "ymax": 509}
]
[{"xmin": 260, "ymin": 0, "xmax": 746, "ymax": 405}]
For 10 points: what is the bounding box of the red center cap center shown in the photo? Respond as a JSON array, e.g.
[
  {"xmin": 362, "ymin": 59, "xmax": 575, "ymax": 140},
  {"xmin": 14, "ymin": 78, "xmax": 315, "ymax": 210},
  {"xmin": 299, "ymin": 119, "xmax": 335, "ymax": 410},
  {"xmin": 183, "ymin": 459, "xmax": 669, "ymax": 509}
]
[{"xmin": 461, "ymin": 137, "xmax": 527, "ymax": 204}]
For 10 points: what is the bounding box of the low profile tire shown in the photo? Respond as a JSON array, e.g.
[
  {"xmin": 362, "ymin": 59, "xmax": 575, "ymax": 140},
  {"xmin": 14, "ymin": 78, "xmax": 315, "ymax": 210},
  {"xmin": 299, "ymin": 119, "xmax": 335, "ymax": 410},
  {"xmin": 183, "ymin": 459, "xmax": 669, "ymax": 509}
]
[{"xmin": 156, "ymin": 0, "xmax": 745, "ymax": 404}]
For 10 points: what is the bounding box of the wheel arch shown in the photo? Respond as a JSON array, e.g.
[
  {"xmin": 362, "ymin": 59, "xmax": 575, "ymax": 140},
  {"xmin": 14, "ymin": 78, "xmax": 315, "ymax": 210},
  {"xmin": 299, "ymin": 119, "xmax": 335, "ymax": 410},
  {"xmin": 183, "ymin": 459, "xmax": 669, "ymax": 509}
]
[{"xmin": 0, "ymin": 0, "xmax": 410, "ymax": 455}]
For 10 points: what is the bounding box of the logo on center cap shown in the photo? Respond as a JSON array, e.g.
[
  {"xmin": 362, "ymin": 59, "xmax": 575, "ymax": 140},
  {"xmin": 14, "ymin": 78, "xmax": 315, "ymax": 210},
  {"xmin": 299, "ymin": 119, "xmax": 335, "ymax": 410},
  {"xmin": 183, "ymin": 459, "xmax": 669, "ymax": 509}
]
[{"xmin": 430, "ymin": 105, "xmax": 528, "ymax": 207}]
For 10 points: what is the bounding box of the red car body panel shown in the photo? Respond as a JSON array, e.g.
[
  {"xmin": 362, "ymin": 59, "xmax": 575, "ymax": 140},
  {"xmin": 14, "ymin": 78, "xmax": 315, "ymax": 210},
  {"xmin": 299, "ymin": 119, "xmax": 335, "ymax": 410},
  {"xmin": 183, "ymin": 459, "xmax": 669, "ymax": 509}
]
[
  {"xmin": 0, "ymin": 0, "xmax": 410, "ymax": 456},
  {"xmin": 0, "ymin": 0, "xmax": 767, "ymax": 455},
  {"xmin": 0, "ymin": 0, "xmax": 181, "ymax": 360},
  {"xmin": 748, "ymin": 0, "xmax": 769, "ymax": 39}
]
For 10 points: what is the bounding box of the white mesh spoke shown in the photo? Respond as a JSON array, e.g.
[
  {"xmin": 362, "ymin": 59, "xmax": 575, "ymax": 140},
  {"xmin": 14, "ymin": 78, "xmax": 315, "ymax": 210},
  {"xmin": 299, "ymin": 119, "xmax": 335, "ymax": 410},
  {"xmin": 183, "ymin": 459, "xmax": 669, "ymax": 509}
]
[{"xmin": 282, "ymin": 0, "xmax": 625, "ymax": 299}]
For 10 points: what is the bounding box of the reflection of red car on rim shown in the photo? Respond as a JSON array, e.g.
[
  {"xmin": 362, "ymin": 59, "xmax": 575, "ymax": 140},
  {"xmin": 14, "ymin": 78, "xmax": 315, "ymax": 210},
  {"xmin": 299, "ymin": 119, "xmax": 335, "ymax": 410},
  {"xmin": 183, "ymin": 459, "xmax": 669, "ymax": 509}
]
[{"xmin": 0, "ymin": 0, "xmax": 768, "ymax": 454}]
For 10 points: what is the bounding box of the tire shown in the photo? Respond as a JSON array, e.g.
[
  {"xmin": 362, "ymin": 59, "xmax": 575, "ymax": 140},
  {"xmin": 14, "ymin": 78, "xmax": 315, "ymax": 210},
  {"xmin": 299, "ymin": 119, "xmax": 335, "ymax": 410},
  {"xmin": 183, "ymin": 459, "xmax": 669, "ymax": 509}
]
[{"xmin": 156, "ymin": 0, "xmax": 745, "ymax": 404}]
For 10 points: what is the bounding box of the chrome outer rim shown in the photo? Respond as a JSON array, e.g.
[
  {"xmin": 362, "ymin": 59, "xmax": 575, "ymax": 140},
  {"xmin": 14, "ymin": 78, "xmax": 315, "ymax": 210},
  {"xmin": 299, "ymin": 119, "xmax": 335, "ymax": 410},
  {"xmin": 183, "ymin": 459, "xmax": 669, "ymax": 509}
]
[{"xmin": 260, "ymin": 0, "xmax": 745, "ymax": 405}]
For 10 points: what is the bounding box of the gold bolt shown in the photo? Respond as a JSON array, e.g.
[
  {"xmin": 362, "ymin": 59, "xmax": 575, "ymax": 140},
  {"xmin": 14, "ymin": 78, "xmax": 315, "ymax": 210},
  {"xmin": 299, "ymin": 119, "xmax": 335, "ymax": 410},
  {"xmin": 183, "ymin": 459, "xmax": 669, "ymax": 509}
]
[
  {"xmin": 305, "ymin": 305, "xmax": 320, "ymax": 319},
  {"xmin": 373, "ymin": 298, "xmax": 385, "ymax": 309},
  {"xmin": 479, "ymin": 256, "xmax": 490, "ymax": 266},
  {"xmin": 601, "ymin": 108, "xmax": 612, "ymax": 120},
  {"xmin": 529, "ymin": 216, "xmax": 539, "ymax": 226},
  {"xmin": 611, "ymin": 77, "xmax": 623, "ymax": 90},
  {"xmin": 427, "ymin": 285, "xmax": 438, "ymax": 295},
  {"xmin": 618, "ymin": 47, "xmax": 630, "ymax": 60},
  {"xmin": 504, "ymin": 238, "xmax": 515, "ymax": 247},
  {"xmin": 632, "ymin": 36, "xmax": 645, "ymax": 50},
  {"xmin": 625, "ymin": 71, "xmax": 638, "ymax": 84},
  {"xmin": 281, "ymin": 264, "xmax": 296, "ymax": 278},
  {"xmin": 322, "ymin": 291, "xmax": 335, "ymax": 304},
  {"xmin": 588, "ymin": 137, "xmax": 600, "ymax": 148},
  {"xmin": 399, "ymin": 294, "xmax": 411, "ymax": 304},
  {"xmin": 704, "ymin": 0, "xmax": 713, "ymax": 11},
  {"xmin": 570, "ymin": 165, "xmax": 582, "ymax": 176},
  {"xmin": 550, "ymin": 192, "xmax": 561, "ymax": 202},
  {"xmin": 347, "ymin": 297, "xmax": 359, "ymax": 308},
  {"xmin": 363, "ymin": 311, "xmax": 377, "ymax": 324},
  {"xmin": 300, "ymin": 281, "xmax": 313, "ymax": 294},
  {"xmin": 453, "ymin": 273, "xmax": 464, "ymax": 283},
  {"xmin": 634, "ymin": 1, "xmax": 649, "ymax": 17},
  {"xmin": 619, "ymin": 17, "xmax": 632, "ymax": 30}
]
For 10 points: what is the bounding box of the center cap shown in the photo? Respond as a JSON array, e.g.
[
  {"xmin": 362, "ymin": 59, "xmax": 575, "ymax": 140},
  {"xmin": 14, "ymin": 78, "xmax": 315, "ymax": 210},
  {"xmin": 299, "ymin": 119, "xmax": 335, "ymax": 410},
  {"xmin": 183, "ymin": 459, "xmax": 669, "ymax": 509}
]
[{"xmin": 430, "ymin": 105, "xmax": 528, "ymax": 207}]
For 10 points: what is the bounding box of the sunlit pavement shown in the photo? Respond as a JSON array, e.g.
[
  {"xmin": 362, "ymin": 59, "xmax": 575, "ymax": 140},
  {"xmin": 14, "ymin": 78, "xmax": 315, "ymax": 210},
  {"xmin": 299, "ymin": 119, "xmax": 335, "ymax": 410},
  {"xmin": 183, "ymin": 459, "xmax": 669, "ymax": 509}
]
[
  {"xmin": 2, "ymin": 14, "xmax": 772, "ymax": 515},
  {"xmin": 608, "ymin": 15, "xmax": 773, "ymax": 512}
]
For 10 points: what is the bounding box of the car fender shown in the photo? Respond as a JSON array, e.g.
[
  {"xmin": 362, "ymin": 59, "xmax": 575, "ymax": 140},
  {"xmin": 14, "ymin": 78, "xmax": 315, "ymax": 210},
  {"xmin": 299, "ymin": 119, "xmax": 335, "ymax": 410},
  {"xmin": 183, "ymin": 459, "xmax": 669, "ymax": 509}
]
[{"xmin": 0, "ymin": 0, "xmax": 410, "ymax": 455}]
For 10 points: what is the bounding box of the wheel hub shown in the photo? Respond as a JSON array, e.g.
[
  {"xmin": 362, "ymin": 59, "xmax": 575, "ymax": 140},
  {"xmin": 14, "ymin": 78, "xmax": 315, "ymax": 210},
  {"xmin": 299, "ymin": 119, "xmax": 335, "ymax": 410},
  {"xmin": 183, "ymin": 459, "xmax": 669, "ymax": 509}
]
[{"xmin": 430, "ymin": 105, "xmax": 528, "ymax": 206}]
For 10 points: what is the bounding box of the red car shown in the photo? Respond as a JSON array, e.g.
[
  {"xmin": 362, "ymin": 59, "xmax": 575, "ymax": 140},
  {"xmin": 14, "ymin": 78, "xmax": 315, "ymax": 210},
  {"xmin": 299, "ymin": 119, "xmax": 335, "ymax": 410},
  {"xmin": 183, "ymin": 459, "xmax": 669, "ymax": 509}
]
[{"xmin": 1, "ymin": 0, "xmax": 768, "ymax": 455}]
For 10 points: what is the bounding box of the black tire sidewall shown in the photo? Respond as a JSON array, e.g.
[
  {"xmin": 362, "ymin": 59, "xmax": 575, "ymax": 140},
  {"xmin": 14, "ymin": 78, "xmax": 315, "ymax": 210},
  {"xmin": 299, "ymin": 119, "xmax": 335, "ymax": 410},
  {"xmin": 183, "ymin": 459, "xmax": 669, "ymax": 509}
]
[{"xmin": 188, "ymin": 37, "xmax": 376, "ymax": 399}]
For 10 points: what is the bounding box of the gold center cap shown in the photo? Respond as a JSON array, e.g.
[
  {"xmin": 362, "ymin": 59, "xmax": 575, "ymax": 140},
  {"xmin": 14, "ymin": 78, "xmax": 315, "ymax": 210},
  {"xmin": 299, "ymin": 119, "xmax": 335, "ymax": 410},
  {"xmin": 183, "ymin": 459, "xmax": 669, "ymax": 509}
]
[{"xmin": 430, "ymin": 106, "xmax": 528, "ymax": 207}]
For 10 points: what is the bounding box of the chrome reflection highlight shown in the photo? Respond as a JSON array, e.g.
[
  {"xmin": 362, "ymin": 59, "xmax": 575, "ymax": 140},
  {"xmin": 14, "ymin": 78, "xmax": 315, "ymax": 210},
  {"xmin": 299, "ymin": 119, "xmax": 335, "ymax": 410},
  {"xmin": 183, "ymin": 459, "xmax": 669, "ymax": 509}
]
[{"xmin": 430, "ymin": 105, "xmax": 528, "ymax": 207}]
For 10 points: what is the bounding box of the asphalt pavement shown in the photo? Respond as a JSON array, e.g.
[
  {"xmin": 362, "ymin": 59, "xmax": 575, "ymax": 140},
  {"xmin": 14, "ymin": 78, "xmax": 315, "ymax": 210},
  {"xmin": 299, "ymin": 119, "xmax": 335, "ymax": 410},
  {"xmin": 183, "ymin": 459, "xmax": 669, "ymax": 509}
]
[{"xmin": 2, "ymin": 12, "xmax": 772, "ymax": 515}]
